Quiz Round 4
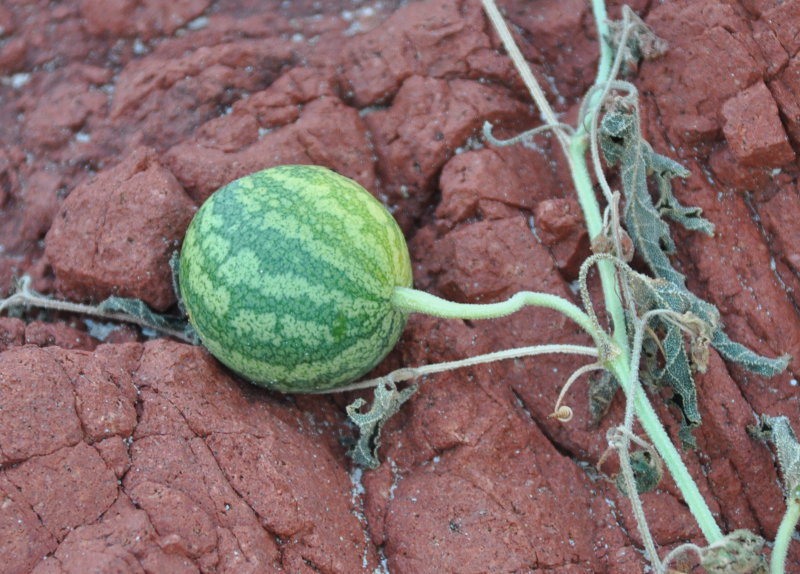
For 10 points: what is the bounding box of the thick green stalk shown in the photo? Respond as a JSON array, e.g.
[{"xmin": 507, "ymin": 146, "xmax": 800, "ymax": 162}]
[
  {"xmin": 771, "ymin": 487, "xmax": 800, "ymax": 574},
  {"xmin": 569, "ymin": 0, "xmax": 628, "ymax": 355},
  {"xmin": 578, "ymin": 0, "xmax": 723, "ymax": 546},
  {"xmin": 569, "ymin": 132, "xmax": 723, "ymax": 543},
  {"xmin": 482, "ymin": 0, "xmax": 723, "ymax": 547},
  {"xmin": 566, "ymin": 136, "xmax": 629, "ymax": 355},
  {"xmin": 609, "ymin": 357, "xmax": 724, "ymax": 543},
  {"xmin": 590, "ymin": 0, "xmax": 613, "ymax": 82}
]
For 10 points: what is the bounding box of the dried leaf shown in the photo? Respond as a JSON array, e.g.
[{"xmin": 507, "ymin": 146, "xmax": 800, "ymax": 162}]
[
  {"xmin": 631, "ymin": 273, "xmax": 789, "ymax": 375},
  {"xmin": 748, "ymin": 415, "xmax": 800, "ymax": 498},
  {"xmin": 628, "ymin": 272, "xmax": 788, "ymax": 446},
  {"xmin": 699, "ymin": 529, "xmax": 767, "ymax": 574},
  {"xmin": 96, "ymin": 296, "xmax": 197, "ymax": 341},
  {"xmin": 659, "ymin": 325, "xmax": 701, "ymax": 449},
  {"xmin": 346, "ymin": 382, "xmax": 418, "ymax": 469},
  {"xmin": 616, "ymin": 449, "xmax": 663, "ymax": 496},
  {"xmin": 588, "ymin": 371, "xmax": 618, "ymax": 424},
  {"xmin": 606, "ymin": 7, "xmax": 668, "ymax": 74},
  {"xmin": 600, "ymin": 96, "xmax": 712, "ymax": 287},
  {"xmin": 710, "ymin": 331, "xmax": 790, "ymax": 378},
  {"xmin": 651, "ymin": 153, "xmax": 714, "ymax": 236}
]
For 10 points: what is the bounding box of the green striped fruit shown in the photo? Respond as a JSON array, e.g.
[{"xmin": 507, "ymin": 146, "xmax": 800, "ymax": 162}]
[{"xmin": 178, "ymin": 165, "xmax": 413, "ymax": 392}]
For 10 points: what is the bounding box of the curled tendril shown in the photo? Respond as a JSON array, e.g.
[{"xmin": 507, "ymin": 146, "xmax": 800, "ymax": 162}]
[
  {"xmin": 482, "ymin": 121, "xmax": 574, "ymax": 148},
  {"xmin": 549, "ymin": 362, "xmax": 605, "ymax": 424},
  {"xmin": 548, "ymin": 405, "xmax": 574, "ymax": 422}
]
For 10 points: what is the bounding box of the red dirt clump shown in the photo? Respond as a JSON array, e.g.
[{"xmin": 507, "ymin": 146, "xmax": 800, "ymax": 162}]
[{"xmin": 44, "ymin": 147, "xmax": 195, "ymax": 310}]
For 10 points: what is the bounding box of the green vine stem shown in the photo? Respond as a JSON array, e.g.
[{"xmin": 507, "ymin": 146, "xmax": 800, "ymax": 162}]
[
  {"xmin": 391, "ymin": 286, "xmax": 604, "ymax": 349},
  {"xmin": 609, "ymin": 425, "xmax": 660, "ymax": 564},
  {"xmin": 316, "ymin": 343, "xmax": 600, "ymax": 394},
  {"xmin": 772, "ymin": 485, "xmax": 800, "ymax": 574},
  {"xmin": 480, "ymin": 0, "xmax": 627, "ymax": 350},
  {"xmin": 481, "ymin": 0, "xmax": 723, "ymax": 548},
  {"xmin": 0, "ymin": 276, "xmax": 195, "ymax": 343}
]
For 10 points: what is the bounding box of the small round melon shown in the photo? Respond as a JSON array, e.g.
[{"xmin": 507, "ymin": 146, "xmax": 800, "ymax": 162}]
[{"xmin": 178, "ymin": 165, "xmax": 413, "ymax": 392}]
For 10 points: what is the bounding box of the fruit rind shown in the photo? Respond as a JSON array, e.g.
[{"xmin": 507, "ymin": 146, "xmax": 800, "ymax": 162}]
[{"xmin": 178, "ymin": 165, "xmax": 413, "ymax": 392}]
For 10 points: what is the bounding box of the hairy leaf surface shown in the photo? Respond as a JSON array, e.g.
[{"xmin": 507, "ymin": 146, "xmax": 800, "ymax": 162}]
[
  {"xmin": 749, "ymin": 415, "xmax": 800, "ymax": 498},
  {"xmin": 346, "ymin": 382, "xmax": 418, "ymax": 469},
  {"xmin": 599, "ymin": 99, "xmax": 788, "ymax": 444},
  {"xmin": 97, "ymin": 296, "xmax": 196, "ymax": 340}
]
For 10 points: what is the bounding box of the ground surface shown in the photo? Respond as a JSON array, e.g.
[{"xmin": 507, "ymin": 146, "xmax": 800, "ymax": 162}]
[{"xmin": 0, "ymin": 0, "xmax": 799, "ymax": 572}]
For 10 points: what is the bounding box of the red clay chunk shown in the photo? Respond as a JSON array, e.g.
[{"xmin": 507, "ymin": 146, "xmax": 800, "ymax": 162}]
[
  {"xmin": 721, "ymin": 81, "xmax": 795, "ymax": 167},
  {"xmin": 44, "ymin": 147, "xmax": 195, "ymax": 311}
]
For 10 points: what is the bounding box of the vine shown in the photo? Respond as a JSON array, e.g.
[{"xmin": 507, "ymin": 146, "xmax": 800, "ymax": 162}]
[
  {"xmin": 0, "ymin": 1, "xmax": 795, "ymax": 571},
  {"xmin": 342, "ymin": 1, "xmax": 793, "ymax": 571}
]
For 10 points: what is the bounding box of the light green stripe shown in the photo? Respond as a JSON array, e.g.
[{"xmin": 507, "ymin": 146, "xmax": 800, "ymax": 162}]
[{"xmin": 234, "ymin": 174, "xmax": 410, "ymax": 297}]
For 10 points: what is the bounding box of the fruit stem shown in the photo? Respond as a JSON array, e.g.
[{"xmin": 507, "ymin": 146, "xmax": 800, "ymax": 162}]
[{"xmin": 392, "ymin": 286, "xmax": 608, "ymax": 351}]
